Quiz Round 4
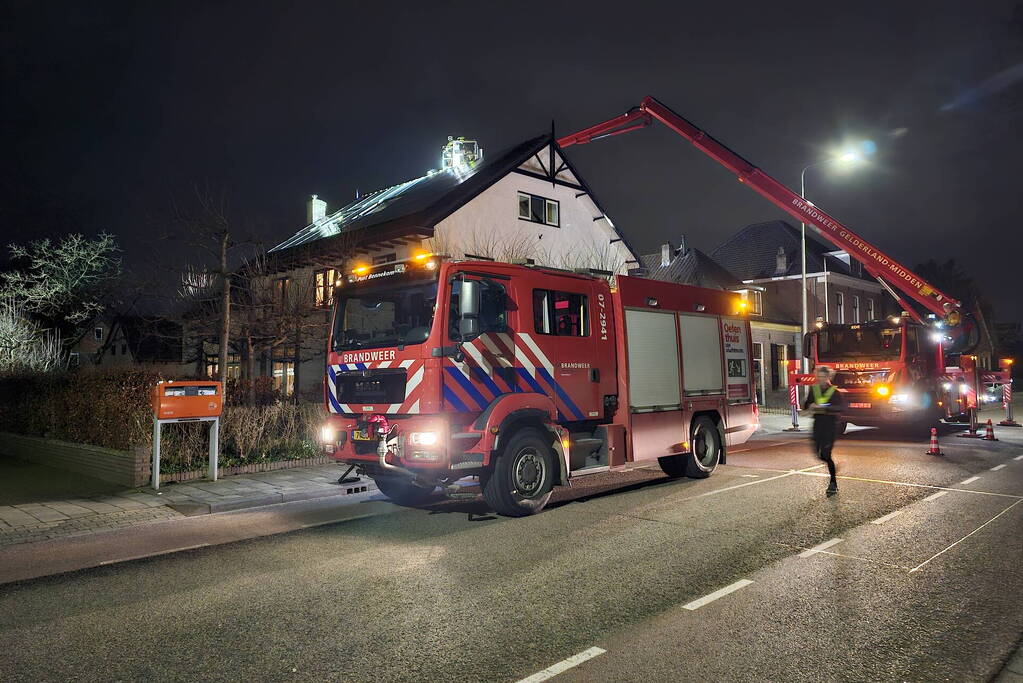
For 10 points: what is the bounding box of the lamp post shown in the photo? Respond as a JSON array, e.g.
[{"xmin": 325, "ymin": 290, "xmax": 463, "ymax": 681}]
[{"xmin": 798, "ymin": 150, "xmax": 866, "ymax": 372}]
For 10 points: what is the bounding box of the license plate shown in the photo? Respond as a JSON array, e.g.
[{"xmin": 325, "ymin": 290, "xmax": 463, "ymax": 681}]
[
  {"xmin": 850, "ymin": 402, "xmax": 871, "ymax": 409},
  {"xmin": 353, "ymin": 429, "xmax": 373, "ymax": 441}
]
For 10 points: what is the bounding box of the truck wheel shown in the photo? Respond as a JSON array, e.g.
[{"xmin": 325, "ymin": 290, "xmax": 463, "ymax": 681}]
[
  {"xmin": 482, "ymin": 428, "xmax": 555, "ymax": 517},
  {"xmin": 685, "ymin": 416, "xmax": 722, "ymax": 478},
  {"xmin": 372, "ymin": 475, "xmax": 437, "ymax": 507}
]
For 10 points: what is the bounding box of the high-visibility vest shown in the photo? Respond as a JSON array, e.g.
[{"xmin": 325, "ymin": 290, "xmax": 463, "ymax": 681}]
[{"xmin": 813, "ymin": 384, "xmax": 836, "ymax": 405}]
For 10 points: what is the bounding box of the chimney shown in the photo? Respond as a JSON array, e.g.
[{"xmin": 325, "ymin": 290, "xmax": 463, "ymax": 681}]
[
  {"xmin": 775, "ymin": 246, "xmax": 787, "ymax": 274},
  {"xmin": 661, "ymin": 241, "xmax": 675, "ymax": 267},
  {"xmin": 307, "ymin": 194, "xmax": 327, "ymax": 224}
]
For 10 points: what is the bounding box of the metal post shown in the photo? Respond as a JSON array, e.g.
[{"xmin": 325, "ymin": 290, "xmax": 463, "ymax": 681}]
[
  {"xmin": 783, "ymin": 361, "xmax": 801, "ymax": 431},
  {"xmin": 152, "ymin": 418, "xmax": 161, "ymax": 490},
  {"xmin": 800, "ymin": 168, "xmax": 809, "ymax": 377},
  {"xmin": 209, "ymin": 417, "xmax": 219, "ymax": 481},
  {"xmin": 1000, "ymin": 381, "xmax": 1020, "ymax": 426}
]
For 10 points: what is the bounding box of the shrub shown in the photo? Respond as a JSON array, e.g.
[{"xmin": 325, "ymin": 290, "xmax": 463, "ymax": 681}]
[{"xmin": 0, "ymin": 369, "xmax": 326, "ymax": 473}]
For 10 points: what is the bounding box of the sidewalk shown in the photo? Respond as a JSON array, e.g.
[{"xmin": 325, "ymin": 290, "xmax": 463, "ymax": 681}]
[{"xmin": 0, "ymin": 462, "xmax": 372, "ymax": 550}]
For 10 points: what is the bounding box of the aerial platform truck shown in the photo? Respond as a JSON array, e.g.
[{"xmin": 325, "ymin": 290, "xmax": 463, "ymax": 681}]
[{"xmin": 557, "ymin": 96, "xmax": 1012, "ymax": 433}]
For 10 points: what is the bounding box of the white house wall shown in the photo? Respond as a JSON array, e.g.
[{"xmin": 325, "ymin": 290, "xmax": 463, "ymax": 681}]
[{"xmin": 428, "ymin": 171, "xmax": 635, "ymax": 273}]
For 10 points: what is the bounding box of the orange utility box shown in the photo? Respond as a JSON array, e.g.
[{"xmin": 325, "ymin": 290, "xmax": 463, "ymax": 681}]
[{"xmin": 152, "ymin": 381, "xmax": 223, "ymax": 420}]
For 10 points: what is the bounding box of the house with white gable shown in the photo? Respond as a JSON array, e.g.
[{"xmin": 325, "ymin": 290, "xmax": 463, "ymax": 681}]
[{"xmin": 262, "ymin": 135, "xmax": 639, "ymax": 399}]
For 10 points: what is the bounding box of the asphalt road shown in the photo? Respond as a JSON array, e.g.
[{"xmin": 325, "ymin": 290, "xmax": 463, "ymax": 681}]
[{"xmin": 1, "ymin": 425, "xmax": 1021, "ymax": 682}]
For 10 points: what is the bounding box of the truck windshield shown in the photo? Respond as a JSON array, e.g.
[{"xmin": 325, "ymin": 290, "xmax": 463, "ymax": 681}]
[
  {"xmin": 332, "ymin": 281, "xmax": 439, "ymax": 352},
  {"xmin": 817, "ymin": 326, "xmax": 902, "ymax": 360}
]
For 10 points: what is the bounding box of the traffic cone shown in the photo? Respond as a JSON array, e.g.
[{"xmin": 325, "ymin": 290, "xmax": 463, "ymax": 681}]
[
  {"xmin": 925, "ymin": 427, "xmax": 943, "ymax": 456},
  {"xmin": 983, "ymin": 419, "xmax": 998, "ymax": 441}
]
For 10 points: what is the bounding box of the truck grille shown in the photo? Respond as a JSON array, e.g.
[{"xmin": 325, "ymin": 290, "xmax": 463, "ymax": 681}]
[{"xmin": 335, "ymin": 368, "xmax": 407, "ymax": 404}]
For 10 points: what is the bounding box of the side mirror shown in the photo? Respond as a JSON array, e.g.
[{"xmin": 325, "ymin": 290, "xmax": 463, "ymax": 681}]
[
  {"xmin": 802, "ymin": 332, "xmax": 813, "ymax": 360},
  {"xmin": 459, "ymin": 280, "xmax": 480, "ymax": 317},
  {"xmin": 458, "ymin": 279, "xmax": 481, "ymax": 341}
]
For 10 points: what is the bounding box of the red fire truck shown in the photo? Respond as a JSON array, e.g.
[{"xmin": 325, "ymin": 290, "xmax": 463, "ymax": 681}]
[
  {"xmin": 558, "ymin": 96, "xmax": 1012, "ymax": 431},
  {"xmin": 322, "ymin": 256, "xmax": 758, "ymax": 516}
]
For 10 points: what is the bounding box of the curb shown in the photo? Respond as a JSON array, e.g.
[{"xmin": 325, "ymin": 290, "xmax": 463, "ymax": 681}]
[{"xmin": 165, "ymin": 481, "xmax": 375, "ymax": 516}]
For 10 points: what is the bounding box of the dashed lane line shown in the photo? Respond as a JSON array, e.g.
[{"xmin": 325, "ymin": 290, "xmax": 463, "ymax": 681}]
[
  {"xmin": 781, "ymin": 470, "xmax": 1022, "ymax": 500},
  {"xmin": 990, "ymin": 464, "xmax": 1007, "ymax": 471},
  {"xmin": 909, "ymin": 499, "xmax": 1023, "ymax": 573},
  {"xmin": 516, "ymin": 647, "xmax": 606, "ymax": 683},
  {"xmin": 922, "ymin": 491, "xmax": 948, "ymax": 502},
  {"xmin": 871, "ymin": 510, "xmax": 903, "ymax": 525},
  {"xmin": 682, "ymin": 579, "xmax": 754, "ymax": 610},
  {"xmin": 959, "ymin": 476, "xmax": 981, "ymax": 485},
  {"xmin": 799, "ymin": 537, "xmax": 843, "ymax": 558}
]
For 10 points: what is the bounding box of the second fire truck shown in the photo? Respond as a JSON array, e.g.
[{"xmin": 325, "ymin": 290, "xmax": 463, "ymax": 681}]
[{"xmin": 558, "ymin": 96, "xmax": 1012, "ymax": 431}]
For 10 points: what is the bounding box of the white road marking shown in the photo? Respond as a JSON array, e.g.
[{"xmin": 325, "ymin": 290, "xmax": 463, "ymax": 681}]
[
  {"xmin": 1015, "ymin": 455, "xmax": 1023, "ymax": 461},
  {"xmin": 959, "ymin": 476, "xmax": 981, "ymax": 485},
  {"xmin": 784, "ymin": 471, "xmax": 1021, "ymax": 500},
  {"xmin": 909, "ymin": 500, "xmax": 1022, "ymax": 573},
  {"xmin": 729, "ymin": 441, "xmax": 791, "ymax": 453},
  {"xmin": 871, "ymin": 510, "xmax": 903, "ymax": 525},
  {"xmin": 739, "ymin": 474, "xmax": 760, "ymax": 478},
  {"xmin": 694, "ymin": 465, "xmax": 824, "ymax": 499},
  {"xmin": 682, "ymin": 579, "xmax": 754, "ymax": 610},
  {"xmin": 799, "ymin": 538, "xmax": 843, "ymax": 558},
  {"xmin": 990, "ymin": 464, "xmax": 1006, "ymax": 471},
  {"xmin": 516, "ymin": 647, "xmax": 606, "ymax": 682},
  {"xmin": 922, "ymin": 491, "xmax": 948, "ymax": 502}
]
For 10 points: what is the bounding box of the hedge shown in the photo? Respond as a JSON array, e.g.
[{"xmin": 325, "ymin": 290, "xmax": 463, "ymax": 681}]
[{"xmin": 0, "ymin": 369, "xmax": 325, "ymax": 473}]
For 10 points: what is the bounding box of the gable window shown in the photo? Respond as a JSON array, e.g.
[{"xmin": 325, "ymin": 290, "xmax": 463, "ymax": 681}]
[
  {"xmin": 314, "ymin": 269, "xmax": 336, "ymax": 308},
  {"xmin": 835, "ymin": 291, "xmax": 844, "ymax": 324},
  {"xmin": 533, "ymin": 289, "xmax": 589, "ymax": 336},
  {"xmin": 852, "ymin": 295, "xmax": 860, "ymax": 323},
  {"xmin": 517, "ymin": 192, "xmax": 560, "ymax": 227},
  {"xmin": 866, "ymin": 298, "xmax": 875, "ymax": 320},
  {"xmin": 94, "ymin": 326, "xmax": 103, "ymax": 341}
]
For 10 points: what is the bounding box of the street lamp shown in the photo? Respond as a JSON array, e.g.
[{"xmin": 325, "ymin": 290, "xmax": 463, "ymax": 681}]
[{"xmin": 798, "ymin": 143, "xmax": 872, "ymax": 371}]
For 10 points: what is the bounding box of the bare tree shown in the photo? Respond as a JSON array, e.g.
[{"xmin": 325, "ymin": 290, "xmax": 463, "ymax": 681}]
[
  {"xmin": 169, "ymin": 187, "xmax": 247, "ymax": 389},
  {"xmin": 1, "ymin": 232, "xmax": 121, "ymax": 347}
]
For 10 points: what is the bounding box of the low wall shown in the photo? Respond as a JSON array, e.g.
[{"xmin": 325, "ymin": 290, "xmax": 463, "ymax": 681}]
[
  {"xmin": 160, "ymin": 455, "xmax": 334, "ymax": 484},
  {"xmin": 0, "ymin": 433, "xmax": 148, "ymax": 487}
]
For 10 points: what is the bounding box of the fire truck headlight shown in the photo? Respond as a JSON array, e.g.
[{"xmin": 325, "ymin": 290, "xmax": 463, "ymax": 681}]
[
  {"xmin": 874, "ymin": 384, "xmax": 891, "ymax": 397},
  {"xmin": 943, "ymin": 382, "xmax": 953, "ymax": 391},
  {"xmin": 320, "ymin": 425, "xmax": 335, "ymax": 444},
  {"xmin": 930, "ymin": 332, "xmax": 943, "ymax": 343},
  {"xmin": 889, "ymin": 393, "xmax": 910, "ymax": 405},
  {"xmin": 408, "ymin": 431, "xmax": 438, "ymax": 446}
]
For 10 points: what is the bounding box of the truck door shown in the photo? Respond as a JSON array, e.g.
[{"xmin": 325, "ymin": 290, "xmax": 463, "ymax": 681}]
[{"xmin": 526, "ymin": 278, "xmax": 602, "ymax": 422}]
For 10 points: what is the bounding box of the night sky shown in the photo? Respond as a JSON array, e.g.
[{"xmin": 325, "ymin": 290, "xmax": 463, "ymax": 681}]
[{"xmin": 3, "ymin": 1, "xmax": 1022, "ymax": 322}]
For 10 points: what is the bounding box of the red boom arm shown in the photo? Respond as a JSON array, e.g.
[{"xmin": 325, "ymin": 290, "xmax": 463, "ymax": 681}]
[{"xmin": 558, "ymin": 96, "xmax": 960, "ymax": 322}]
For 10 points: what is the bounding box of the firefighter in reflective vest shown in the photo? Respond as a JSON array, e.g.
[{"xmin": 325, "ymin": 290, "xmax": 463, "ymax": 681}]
[{"xmin": 802, "ymin": 365, "xmax": 844, "ymax": 495}]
